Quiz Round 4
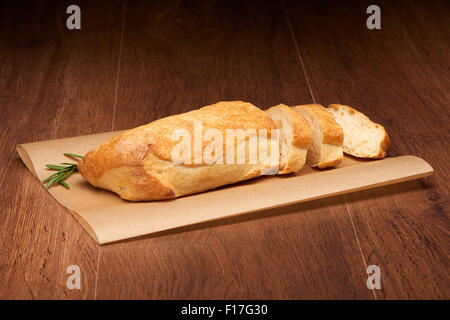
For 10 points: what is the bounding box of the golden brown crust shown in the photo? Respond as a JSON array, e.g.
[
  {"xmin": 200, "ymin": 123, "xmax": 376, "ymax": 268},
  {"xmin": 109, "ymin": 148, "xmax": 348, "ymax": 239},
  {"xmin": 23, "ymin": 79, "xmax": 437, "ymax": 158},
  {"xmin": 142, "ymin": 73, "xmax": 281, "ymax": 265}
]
[
  {"xmin": 97, "ymin": 166, "xmax": 175, "ymax": 201},
  {"xmin": 79, "ymin": 101, "xmax": 275, "ymax": 177},
  {"xmin": 316, "ymin": 156, "xmax": 342, "ymax": 168},
  {"xmin": 78, "ymin": 132, "xmax": 149, "ymax": 184},
  {"xmin": 380, "ymin": 132, "xmax": 391, "ymax": 155},
  {"xmin": 268, "ymin": 104, "xmax": 312, "ymax": 149},
  {"xmin": 78, "ymin": 101, "xmax": 279, "ymax": 201},
  {"xmin": 293, "ymin": 104, "xmax": 343, "ymax": 146},
  {"xmin": 266, "ymin": 104, "xmax": 312, "ymax": 149},
  {"xmin": 150, "ymin": 101, "xmax": 275, "ymax": 165}
]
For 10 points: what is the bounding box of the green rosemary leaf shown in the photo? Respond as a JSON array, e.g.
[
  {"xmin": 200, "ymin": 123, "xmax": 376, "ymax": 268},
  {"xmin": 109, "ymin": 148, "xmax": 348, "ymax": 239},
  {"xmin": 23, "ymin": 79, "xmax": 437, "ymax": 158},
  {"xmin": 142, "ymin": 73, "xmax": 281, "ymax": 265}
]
[
  {"xmin": 46, "ymin": 175, "xmax": 61, "ymax": 188},
  {"xmin": 63, "ymin": 153, "xmax": 83, "ymax": 159},
  {"xmin": 42, "ymin": 172, "xmax": 59, "ymax": 183},
  {"xmin": 43, "ymin": 153, "xmax": 82, "ymax": 189},
  {"xmin": 45, "ymin": 164, "xmax": 69, "ymax": 170},
  {"xmin": 60, "ymin": 181, "xmax": 70, "ymax": 189},
  {"xmin": 54, "ymin": 168, "xmax": 75, "ymax": 183}
]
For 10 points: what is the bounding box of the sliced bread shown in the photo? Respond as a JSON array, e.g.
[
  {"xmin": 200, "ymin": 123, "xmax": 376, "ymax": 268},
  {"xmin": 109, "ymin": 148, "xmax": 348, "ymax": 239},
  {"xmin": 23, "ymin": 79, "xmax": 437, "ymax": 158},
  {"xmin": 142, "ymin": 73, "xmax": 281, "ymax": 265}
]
[
  {"xmin": 328, "ymin": 104, "xmax": 390, "ymax": 158},
  {"xmin": 266, "ymin": 104, "xmax": 312, "ymax": 174},
  {"xmin": 292, "ymin": 104, "xmax": 344, "ymax": 168}
]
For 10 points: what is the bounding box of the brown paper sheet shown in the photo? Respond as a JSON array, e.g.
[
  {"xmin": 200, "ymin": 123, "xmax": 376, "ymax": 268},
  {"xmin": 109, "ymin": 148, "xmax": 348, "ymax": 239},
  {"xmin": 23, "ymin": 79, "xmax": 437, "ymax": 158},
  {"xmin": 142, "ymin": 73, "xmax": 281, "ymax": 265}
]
[{"xmin": 17, "ymin": 131, "xmax": 433, "ymax": 244}]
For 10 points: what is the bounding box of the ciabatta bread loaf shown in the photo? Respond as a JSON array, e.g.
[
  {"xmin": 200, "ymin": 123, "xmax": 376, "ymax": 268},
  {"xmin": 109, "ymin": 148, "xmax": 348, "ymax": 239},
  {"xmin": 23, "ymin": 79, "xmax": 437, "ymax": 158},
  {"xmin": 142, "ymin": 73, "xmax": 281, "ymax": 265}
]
[
  {"xmin": 328, "ymin": 104, "xmax": 390, "ymax": 158},
  {"xmin": 293, "ymin": 104, "xmax": 344, "ymax": 168},
  {"xmin": 266, "ymin": 104, "xmax": 312, "ymax": 174},
  {"xmin": 78, "ymin": 101, "xmax": 280, "ymax": 201}
]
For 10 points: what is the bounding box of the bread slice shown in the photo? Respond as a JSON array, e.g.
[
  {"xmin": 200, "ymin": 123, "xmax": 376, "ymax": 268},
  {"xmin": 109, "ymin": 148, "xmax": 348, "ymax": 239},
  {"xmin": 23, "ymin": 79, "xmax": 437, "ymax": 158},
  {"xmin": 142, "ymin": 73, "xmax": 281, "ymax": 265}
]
[
  {"xmin": 292, "ymin": 104, "xmax": 344, "ymax": 168},
  {"xmin": 266, "ymin": 104, "xmax": 312, "ymax": 174},
  {"xmin": 328, "ymin": 104, "xmax": 390, "ymax": 158}
]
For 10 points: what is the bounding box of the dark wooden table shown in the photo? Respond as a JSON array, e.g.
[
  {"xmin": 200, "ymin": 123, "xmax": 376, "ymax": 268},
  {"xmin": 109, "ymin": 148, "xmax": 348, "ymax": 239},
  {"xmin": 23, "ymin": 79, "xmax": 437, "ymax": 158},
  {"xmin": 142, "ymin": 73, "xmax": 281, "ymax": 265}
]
[{"xmin": 0, "ymin": 0, "xmax": 448, "ymax": 299}]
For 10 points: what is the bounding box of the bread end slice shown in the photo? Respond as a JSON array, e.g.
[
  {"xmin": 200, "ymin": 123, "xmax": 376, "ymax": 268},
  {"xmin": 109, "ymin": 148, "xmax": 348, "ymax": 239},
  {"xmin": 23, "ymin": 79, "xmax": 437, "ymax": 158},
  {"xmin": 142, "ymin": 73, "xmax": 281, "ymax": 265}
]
[
  {"xmin": 266, "ymin": 104, "xmax": 312, "ymax": 174},
  {"xmin": 292, "ymin": 104, "xmax": 344, "ymax": 168},
  {"xmin": 328, "ymin": 104, "xmax": 390, "ymax": 158}
]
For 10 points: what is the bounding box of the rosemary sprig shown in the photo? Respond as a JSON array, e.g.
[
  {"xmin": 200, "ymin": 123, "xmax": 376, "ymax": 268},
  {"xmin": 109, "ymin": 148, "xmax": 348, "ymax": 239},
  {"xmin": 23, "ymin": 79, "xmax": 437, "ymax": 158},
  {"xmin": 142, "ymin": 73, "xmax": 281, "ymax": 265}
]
[{"xmin": 42, "ymin": 153, "xmax": 83, "ymax": 189}]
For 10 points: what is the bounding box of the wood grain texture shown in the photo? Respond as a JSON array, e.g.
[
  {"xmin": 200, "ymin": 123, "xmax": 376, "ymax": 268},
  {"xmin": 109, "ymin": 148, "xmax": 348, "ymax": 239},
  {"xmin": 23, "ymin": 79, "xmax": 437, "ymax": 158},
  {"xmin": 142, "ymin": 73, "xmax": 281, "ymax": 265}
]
[
  {"xmin": 95, "ymin": 0, "xmax": 372, "ymax": 299},
  {"xmin": 284, "ymin": 0, "xmax": 449, "ymax": 299},
  {"xmin": 97, "ymin": 197, "xmax": 372, "ymax": 299},
  {"xmin": 112, "ymin": 0, "xmax": 314, "ymax": 130},
  {"xmin": 0, "ymin": 0, "xmax": 124, "ymax": 298},
  {"xmin": 1, "ymin": 0, "xmax": 448, "ymax": 300}
]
